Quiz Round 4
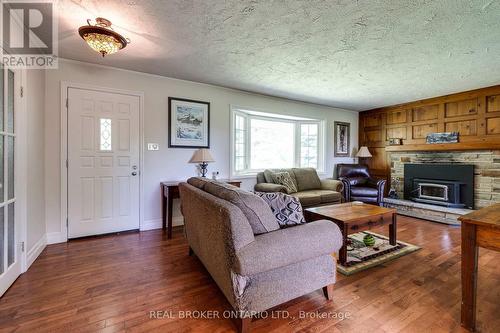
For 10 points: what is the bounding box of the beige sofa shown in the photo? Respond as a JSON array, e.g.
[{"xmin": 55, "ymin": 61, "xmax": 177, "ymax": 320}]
[
  {"xmin": 255, "ymin": 168, "xmax": 343, "ymax": 207},
  {"xmin": 179, "ymin": 177, "xmax": 343, "ymax": 332}
]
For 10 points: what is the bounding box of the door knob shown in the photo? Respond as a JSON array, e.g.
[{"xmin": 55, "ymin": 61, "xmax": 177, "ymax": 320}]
[{"xmin": 131, "ymin": 171, "xmax": 138, "ymax": 176}]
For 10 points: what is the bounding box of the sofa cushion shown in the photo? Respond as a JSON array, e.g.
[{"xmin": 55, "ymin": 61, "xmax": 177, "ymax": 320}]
[
  {"xmin": 317, "ymin": 190, "xmax": 342, "ymax": 203},
  {"xmin": 264, "ymin": 169, "xmax": 298, "ymax": 188},
  {"xmin": 292, "ymin": 168, "xmax": 321, "ymax": 191},
  {"xmin": 271, "ymin": 172, "xmax": 298, "ymax": 194},
  {"xmin": 256, "ymin": 172, "xmax": 267, "ymax": 184},
  {"xmin": 350, "ymin": 186, "xmax": 378, "ymax": 197},
  {"xmin": 255, "ymin": 192, "xmax": 305, "ymax": 227},
  {"xmin": 337, "ymin": 163, "xmax": 371, "ymax": 178},
  {"xmin": 187, "ymin": 177, "xmax": 208, "ymax": 189},
  {"xmin": 346, "ymin": 176, "xmax": 367, "ymax": 186},
  {"xmin": 235, "ymin": 220, "xmax": 343, "ymax": 276},
  {"xmin": 204, "ymin": 181, "xmax": 280, "ymax": 235},
  {"xmin": 263, "ymin": 169, "xmax": 275, "ymax": 183},
  {"xmin": 293, "ymin": 190, "xmax": 341, "ymax": 205},
  {"xmin": 291, "ymin": 191, "xmax": 322, "ymax": 207},
  {"xmin": 352, "ymin": 196, "xmax": 378, "ymax": 203}
]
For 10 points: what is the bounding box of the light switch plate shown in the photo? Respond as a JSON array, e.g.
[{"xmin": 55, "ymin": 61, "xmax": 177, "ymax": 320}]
[{"xmin": 147, "ymin": 143, "xmax": 160, "ymax": 151}]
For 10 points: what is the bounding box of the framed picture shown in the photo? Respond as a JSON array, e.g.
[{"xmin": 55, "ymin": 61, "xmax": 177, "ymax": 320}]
[
  {"xmin": 388, "ymin": 138, "xmax": 402, "ymax": 145},
  {"xmin": 426, "ymin": 132, "xmax": 459, "ymax": 144},
  {"xmin": 168, "ymin": 97, "xmax": 210, "ymax": 148},
  {"xmin": 334, "ymin": 122, "xmax": 350, "ymax": 157}
]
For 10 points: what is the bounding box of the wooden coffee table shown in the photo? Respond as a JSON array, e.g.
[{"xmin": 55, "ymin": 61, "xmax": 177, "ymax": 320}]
[{"xmin": 304, "ymin": 202, "xmax": 397, "ymax": 265}]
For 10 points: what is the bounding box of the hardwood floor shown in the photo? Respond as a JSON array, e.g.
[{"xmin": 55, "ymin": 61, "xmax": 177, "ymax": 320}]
[{"xmin": 1, "ymin": 216, "xmax": 499, "ymax": 333}]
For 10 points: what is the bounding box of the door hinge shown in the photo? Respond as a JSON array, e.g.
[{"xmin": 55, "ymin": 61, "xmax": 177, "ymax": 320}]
[
  {"xmin": 20, "ymin": 86, "xmax": 23, "ymax": 98},
  {"xmin": 66, "ymin": 159, "xmax": 68, "ymax": 168},
  {"xmin": 21, "ymin": 242, "xmax": 25, "ymax": 252},
  {"xmin": 66, "ymin": 217, "xmax": 68, "ymax": 227},
  {"xmin": 66, "ymin": 98, "xmax": 68, "ymax": 108}
]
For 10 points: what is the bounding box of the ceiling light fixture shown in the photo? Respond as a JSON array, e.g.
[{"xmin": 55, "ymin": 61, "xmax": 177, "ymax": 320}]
[{"xmin": 78, "ymin": 17, "xmax": 129, "ymax": 57}]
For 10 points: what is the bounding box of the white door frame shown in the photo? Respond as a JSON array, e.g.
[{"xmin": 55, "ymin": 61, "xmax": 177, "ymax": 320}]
[
  {"xmin": 60, "ymin": 82, "xmax": 144, "ymax": 241},
  {"xmin": 0, "ymin": 67, "xmax": 28, "ymax": 296},
  {"xmin": 17, "ymin": 69, "xmax": 27, "ymax": 272}
]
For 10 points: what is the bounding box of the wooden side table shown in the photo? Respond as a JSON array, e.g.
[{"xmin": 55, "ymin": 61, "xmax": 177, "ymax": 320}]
[
  {"xmin": 161, "ymin": 179, "xmax": 242, "ymax": 239},
  {"xmin": 458, "ymin": 203, "xmax": 500, "ymax": 331}
]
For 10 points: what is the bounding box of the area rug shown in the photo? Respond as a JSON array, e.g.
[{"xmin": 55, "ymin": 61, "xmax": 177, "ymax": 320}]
[{"xmin": 337, "ymin": 231, "xmax": 420, "ymax": 276}]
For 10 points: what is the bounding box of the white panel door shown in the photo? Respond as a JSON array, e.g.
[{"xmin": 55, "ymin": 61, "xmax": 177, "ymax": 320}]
[
  {"xmin": 0, "ymin": 67, "xmax": 22, "ymax": 297},
  {"xmin": 67, "ymin": 88, "xmax": 140, "ymax": 238}
]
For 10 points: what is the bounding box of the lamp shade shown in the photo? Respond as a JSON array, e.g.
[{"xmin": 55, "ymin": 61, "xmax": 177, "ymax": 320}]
[
  {"xmin": 189, "ymin": 149, "xmax": 215, "ymax": 163},
  {"xmin": 356, "ymin": 146, "xmax": 372, "ymax": 158}
]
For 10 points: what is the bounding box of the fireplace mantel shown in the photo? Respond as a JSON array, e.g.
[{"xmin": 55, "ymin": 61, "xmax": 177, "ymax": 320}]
[{"xmin": 385, "ymin": 142, "xmax": 500, "ymax": 152}]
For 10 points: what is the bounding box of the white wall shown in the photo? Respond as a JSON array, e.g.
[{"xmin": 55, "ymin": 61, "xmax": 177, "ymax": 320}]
[
  {"xmin": 26, "ymin": 69, "xmax": 46, "ymax": 264},
  {"xmin": 45, "ymin": 60, "xmax": 358, "ymax": 238}
]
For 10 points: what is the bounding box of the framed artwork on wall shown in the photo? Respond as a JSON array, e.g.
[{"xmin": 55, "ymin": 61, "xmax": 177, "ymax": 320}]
[
  {"xmin": 168, "ymin": 97, "xmax": 210, "ymax": 148},
  {"xmin": 334, "ymin": 121, "xmax": 350, "ymax": 157}
]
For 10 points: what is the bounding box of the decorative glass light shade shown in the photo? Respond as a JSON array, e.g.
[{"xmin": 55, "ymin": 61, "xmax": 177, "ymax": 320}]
[{"xmin": 79, "ymin": 18, "xmax": 129, "ymax": 57}]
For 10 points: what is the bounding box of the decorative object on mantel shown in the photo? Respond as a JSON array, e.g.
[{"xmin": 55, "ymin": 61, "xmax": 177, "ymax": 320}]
[
  {"xmin": 189, "ymin": 149, "xmax": 215, "ymax": 177},
  {"xmin": 385, "ymin": 142, "xmax": 500, "ymax": 152},
  {"xmin": 334, "ymin": 121, "xmax": 350, "ymax": 157},
  {"xmin": 78, "ymin": 18, "xmax": 130, "ymax": 57},
  {"xmin": 169, "ymin": 97, "xmax": 210, "ymax": 148},
  {"xmin": 356, "ymin": 146, "xmax": 372, "ymax": 158},
  {"xmin": 426, "ymin": 132, "xmax": 459, "ymax": 144},
  {"xmin": 388, "ymin": 138, "xmax": 402, "ymax": 145}
]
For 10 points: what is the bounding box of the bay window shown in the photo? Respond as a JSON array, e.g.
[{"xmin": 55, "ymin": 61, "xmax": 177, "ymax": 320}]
[{"xmin": 231, "ymin": 107, "xmax": 325, "ymax": 177}]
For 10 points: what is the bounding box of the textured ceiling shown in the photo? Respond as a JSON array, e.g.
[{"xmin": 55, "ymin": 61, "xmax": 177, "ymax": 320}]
[{"xmin": 58, "ymin": 0, "xmax": 500, "ymax": 111}]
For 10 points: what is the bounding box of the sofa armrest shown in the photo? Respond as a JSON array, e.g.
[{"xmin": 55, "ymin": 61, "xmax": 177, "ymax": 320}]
[
  {"xmin": 366, "ymin": 178, "xmax": 387, "ymax": 205},
  {"xmin": 320, "ymin": 178, "xmax": 343, "ymax": 192},
  {"xmin": 254, "ymin": 183, "xmax": 287, "ymax": 193},
  {"xmin": 338, "ymin": 177, "xmax": 351, "ymax": 202},
  {"xmin": 366, "ymin": 177, "xmax": 384, "ymax": 188},
  {"xmin": 234, "ymin": 220, "xmax": 342, "ymax": 276}
]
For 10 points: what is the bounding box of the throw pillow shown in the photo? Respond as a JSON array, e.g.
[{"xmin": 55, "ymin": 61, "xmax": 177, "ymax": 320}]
[
  {"xmin": 271, "ymin": 172, "xmax": 298, "ymax": 194},
  {"xmin": 263, "ymin": 169, "xmax": 275, "ymax": 183},
  {"xmin": 292, "ymin": 167, "xmax": 321, "ymax": 191},
  {"xmin": 255, "ymin": 192, "xmax": 306, "ymax": 227}
]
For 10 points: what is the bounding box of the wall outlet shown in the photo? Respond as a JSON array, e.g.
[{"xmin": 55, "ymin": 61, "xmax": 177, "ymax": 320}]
[{"xmin": 147, "ymin": 143, "xmax": 160, "ymax": 151}]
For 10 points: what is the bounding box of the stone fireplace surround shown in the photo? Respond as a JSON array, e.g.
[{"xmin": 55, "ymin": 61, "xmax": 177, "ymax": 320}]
[{"xmin": 383, "ymin": 150, "xmax": 500, "ymax": 224}]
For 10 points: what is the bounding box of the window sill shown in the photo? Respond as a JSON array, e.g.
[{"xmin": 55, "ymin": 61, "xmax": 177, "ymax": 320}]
[{"xmin": 230, "ymin": 174, "xmax": 258, "ymax": 180}]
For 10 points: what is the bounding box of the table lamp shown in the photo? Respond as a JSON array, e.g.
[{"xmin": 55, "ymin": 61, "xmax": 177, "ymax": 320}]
[
  {"xmin": 189, "ymin": 149, "xmax": 215, "ymax": 177},
  {"xmin": 356, "ymin": 146, "xmax": 372, "ymax": 158}
]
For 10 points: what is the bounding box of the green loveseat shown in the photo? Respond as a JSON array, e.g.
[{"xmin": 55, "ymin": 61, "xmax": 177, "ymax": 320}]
[{"xmin": 254, "ymin": 168, "xmax": 343, "ymax": 207}]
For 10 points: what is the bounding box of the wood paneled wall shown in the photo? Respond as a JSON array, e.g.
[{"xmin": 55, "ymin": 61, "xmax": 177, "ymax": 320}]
[{"xmin": 358, "ymin": 85, "xmax": 500, "ymax": 184}]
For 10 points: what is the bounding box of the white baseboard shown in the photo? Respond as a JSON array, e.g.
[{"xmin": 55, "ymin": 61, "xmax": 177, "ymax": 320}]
[
  {"xmin": 140, "ymin": 219, "xmax": 162, "ymax": 231},
  {"xmin": 46, "ymin": 232, "xmax": 67, "ymax": 244},
  {"xmin": 140, "ymin": 217, "xmax": 184, "ymax": 231},
  {"xmin": 46, "ymin": 218, "xmax": 183, "ymax": 240},
  {"xmin": 26, "ymin": 235, "xmax": 47, "ymax": 270}
]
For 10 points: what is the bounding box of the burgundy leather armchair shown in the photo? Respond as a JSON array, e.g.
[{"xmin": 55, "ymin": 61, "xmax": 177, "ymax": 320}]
[{"xmin": 336, "ymin": 164, "xmax": 386, "ymax": 206}]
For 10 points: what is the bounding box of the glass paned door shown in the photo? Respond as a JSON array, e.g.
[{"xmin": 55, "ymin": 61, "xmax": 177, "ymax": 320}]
[{"xmin": 0, "ymin": 66, "xmax": 20, "ymax": 297}]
